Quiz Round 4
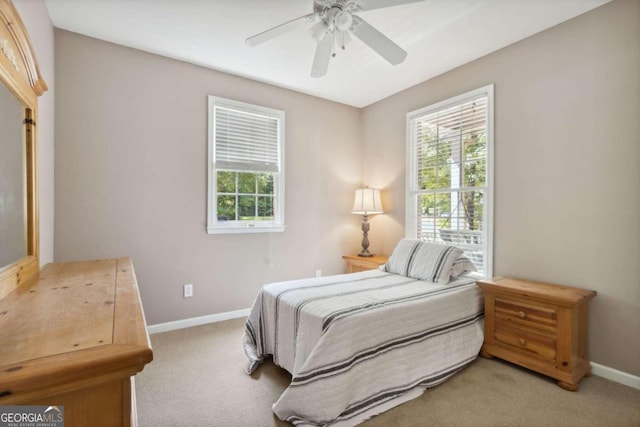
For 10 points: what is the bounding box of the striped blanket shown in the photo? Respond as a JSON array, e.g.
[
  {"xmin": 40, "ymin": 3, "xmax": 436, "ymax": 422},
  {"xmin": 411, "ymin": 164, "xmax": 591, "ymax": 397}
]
[{"xmin": 243, "ymin": 269, "xmax": 484, "ymax": 426}]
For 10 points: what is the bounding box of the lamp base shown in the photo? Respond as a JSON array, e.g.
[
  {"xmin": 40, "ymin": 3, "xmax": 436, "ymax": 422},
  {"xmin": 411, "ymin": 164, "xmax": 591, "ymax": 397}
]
[
  {"xmin": 357, "ymin": 250, "xmax": 374, "ymax": 258},
  {"xmin": 358, "ymin": 214, "xmax": 374, "ymax": 257}
]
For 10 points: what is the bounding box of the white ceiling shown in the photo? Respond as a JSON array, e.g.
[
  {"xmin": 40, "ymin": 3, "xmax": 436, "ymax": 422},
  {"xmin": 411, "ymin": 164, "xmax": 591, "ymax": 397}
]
[{"xmin": 45, "ymin": 0, "xmax": 611, "ymax": 108}]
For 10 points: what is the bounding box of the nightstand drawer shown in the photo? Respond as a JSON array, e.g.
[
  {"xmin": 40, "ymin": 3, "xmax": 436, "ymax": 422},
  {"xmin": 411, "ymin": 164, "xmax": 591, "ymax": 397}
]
[
  {"xmin": 349, "ymin": 260, "xmax": 377, "ymax": 272},
  {"xmin": 343, "ymin": 255, "xmax": 388, "ymax": 273},
  {"xmin": 495, "ymin": 297, "xmax": 557, "ymax": 333},
  {"xmin": 494, "ymin": 321, "xmax": 556, "ymax": 360}
]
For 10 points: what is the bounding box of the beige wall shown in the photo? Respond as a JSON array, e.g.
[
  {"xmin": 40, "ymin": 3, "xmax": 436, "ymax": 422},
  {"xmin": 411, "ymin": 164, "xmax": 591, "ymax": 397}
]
[
  {"xmin": 13, "ymin": 0, "xmax": 55, "ymax": 265},
  {"xmin": 54, "ymin": 30, "xmax": 364, "ymax": 325},
  {"xmin": 362, "ymin": 0, "xmax": 640, "ymax": 375},
  {"xmin": 53, "ymin": 0, "xmax": 639, "ymax": 375}
]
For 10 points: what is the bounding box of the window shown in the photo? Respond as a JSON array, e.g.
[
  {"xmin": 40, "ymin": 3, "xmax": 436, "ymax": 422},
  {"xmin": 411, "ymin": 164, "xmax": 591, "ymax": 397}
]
[
  {"xmin": 406, "ymin": 85, "xmax": 493, "ymax": 277},
  {"xmin": 207, "ymin": 96, "xmax": 285, "ymax": 234}
]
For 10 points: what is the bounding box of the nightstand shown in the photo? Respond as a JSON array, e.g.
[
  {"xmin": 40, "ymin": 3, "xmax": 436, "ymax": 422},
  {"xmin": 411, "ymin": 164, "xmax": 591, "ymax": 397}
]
[
  {"xmin": 343, "ymin": 254, "xmax": 389, "ymax": 273},
  {"xmin": 477, "ymin": 277, "xmax": 596, "ymax": 391}
]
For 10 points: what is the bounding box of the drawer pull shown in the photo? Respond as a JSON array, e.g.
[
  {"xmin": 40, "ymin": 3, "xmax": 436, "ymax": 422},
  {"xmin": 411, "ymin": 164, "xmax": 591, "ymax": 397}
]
[
  {"xmin": 518, "ymin": 338, "xmax": 527, "ymax": 346},
  {"xmin": 518, "ymin": 311, "xmax": 526, "ymax": 319}
]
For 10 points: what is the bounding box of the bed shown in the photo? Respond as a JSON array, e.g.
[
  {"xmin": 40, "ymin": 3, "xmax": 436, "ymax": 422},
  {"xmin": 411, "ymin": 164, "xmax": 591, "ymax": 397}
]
[{"xmin": 243, "ymin": 239, "xmax": 484, "ymax": 426}]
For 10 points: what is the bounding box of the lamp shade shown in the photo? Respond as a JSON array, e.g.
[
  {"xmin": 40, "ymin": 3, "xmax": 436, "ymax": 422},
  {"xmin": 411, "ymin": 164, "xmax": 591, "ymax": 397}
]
[{"xmin": 352, "ymin": 188, "xmax": 383, "ymax": 215}]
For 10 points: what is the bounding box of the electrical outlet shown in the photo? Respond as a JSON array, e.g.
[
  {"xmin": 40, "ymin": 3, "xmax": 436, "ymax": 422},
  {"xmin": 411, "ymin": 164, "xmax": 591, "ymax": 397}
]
[
  {"xmin": 316, "ymin": 270, "xmax": 322, "ymax": 278},
  {"xmin": 183, "ymin": 284, "xmax": 193, "ymax": 298}
]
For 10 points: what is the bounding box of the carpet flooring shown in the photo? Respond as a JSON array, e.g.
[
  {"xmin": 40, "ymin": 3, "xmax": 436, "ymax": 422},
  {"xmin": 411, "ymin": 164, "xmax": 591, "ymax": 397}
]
[{"xmin": 135, "ymin": 318, "xmax": 640, "ymax": 426}]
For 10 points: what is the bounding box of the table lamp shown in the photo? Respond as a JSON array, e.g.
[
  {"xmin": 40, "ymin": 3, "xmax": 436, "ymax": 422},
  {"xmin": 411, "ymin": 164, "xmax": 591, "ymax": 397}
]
[{"xmin": 352, "ymin": 187, "xmax": 383, "ymax": 257}]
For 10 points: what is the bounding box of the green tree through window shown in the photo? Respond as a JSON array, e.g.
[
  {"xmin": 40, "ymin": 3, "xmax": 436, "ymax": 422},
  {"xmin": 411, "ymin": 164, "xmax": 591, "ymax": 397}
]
[{"xmin": 216, "ymin": 171, "xmax": 275, "ymax": 221}]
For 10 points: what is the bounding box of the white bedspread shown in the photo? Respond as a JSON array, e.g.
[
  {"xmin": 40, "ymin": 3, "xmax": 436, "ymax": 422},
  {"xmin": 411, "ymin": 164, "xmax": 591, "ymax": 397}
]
[{"xmin": 243, "ymin": 269, "xmax": 484, "ymax": 426}]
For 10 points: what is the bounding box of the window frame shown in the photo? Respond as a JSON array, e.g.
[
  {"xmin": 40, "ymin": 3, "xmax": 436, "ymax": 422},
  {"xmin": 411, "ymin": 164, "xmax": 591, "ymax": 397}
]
[
  {"xmin": 405, "ymin": 84, "xmax": 494, "ymax": 277},
  {"xmin": 207, "ymin": 96, "xmax": 285, "ymax": 234}
]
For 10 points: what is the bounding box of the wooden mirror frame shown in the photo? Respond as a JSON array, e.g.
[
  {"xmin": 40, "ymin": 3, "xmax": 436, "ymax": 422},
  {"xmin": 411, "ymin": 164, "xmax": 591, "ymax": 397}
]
[{"xmin": 0, "ymin": 0, "xmax": 47, "ymax": 299}]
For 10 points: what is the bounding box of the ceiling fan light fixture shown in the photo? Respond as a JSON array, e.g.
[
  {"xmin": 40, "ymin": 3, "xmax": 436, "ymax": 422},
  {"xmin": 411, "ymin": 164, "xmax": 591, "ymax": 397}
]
[{"xmin": 334, "ymin": 10, "xmax": 353, "ymax": 32}]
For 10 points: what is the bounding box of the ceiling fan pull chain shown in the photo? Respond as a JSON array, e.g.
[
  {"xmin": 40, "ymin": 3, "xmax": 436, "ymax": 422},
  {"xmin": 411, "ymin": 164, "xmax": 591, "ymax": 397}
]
[{"xmin": 332, "ymin": 33, "xmax": 337, "ymax": 58}]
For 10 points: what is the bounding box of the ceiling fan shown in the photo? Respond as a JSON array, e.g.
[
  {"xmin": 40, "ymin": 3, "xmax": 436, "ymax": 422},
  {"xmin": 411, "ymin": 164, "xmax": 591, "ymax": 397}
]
[{"xmin": 246, "ymin": 0, "xmax": 424, "ymax": 78}]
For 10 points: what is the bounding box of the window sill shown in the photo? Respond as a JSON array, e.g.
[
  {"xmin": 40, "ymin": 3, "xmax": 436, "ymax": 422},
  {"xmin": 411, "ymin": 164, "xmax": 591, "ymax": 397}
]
[{"xmin": 207, "ymin": 225, "xmax": 286, "ymax": 235}]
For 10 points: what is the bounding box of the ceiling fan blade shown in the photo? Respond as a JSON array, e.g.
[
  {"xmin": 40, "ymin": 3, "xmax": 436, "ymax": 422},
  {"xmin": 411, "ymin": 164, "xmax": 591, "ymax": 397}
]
[
  {"xmin": 356, "ymin": 0, "xmax": 425, "ymax": 12},
  {"xmin": 310, "ymin": 20, "xmax": 329, "ymax": 42},
  {"xmin": 314, "ymin": 0, "xmax": 333, "ymax": 8},
  {"xmin": 351, "ymin": 15, "xmax": 407, "ymax": 65},
  {"xmin": 311, "ymin": 32, "xmax": 334, "ymax": 78},
  {"xmin": 246, "ymin": 13, "xmax": 317, "ymax": 47}
]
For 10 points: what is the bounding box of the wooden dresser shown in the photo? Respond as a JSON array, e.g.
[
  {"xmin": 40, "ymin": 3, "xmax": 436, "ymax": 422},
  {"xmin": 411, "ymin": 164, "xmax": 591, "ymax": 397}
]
[
  {"xmin": 0, "ymin": 258, "xmax": 153, "ymax": 426},
  {"xmin": 343, "ymin": 255, "xmax": 388, "ymax": 273},
  {"xmin": 477, "ymin": 277, "xmax": 596, "ymax": 391}
]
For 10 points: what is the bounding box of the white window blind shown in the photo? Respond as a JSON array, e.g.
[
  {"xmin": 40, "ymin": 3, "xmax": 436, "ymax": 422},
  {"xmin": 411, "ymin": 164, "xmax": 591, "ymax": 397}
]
[
  {"xmin": 406, "ymin": 85, "xmax": 493, "ymax": 277},
  {"xmin": 213, "ymin": 104, "xmax": 281, "ymax": 173}
]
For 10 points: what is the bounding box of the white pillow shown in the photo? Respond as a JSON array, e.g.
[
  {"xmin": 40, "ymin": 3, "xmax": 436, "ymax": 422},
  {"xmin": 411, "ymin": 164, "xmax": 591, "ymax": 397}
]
[
  {"xmin": 450, "ymin": 256, "xmax": 477, "ymax": 278},
  {"xmin": 384, "ymin": 239, "xmax": 423, "ymax": 277},
  {"xmin": 385, "ymin": 239, "xmax": 463, "ymax": 284}
]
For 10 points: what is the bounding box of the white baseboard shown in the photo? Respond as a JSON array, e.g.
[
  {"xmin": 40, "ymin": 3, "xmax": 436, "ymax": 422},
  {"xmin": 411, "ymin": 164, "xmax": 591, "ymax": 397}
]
[
  {"xmin": 591, "ymin": 362, "xmax": 640, "ymax": 390},
  {"xmin": 148, "ymin": 308, "xmax": 250, "ymax": 335},
  {"xmin": 148, "ymin": 311, "xmax": 640, "ymax": 391}
]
